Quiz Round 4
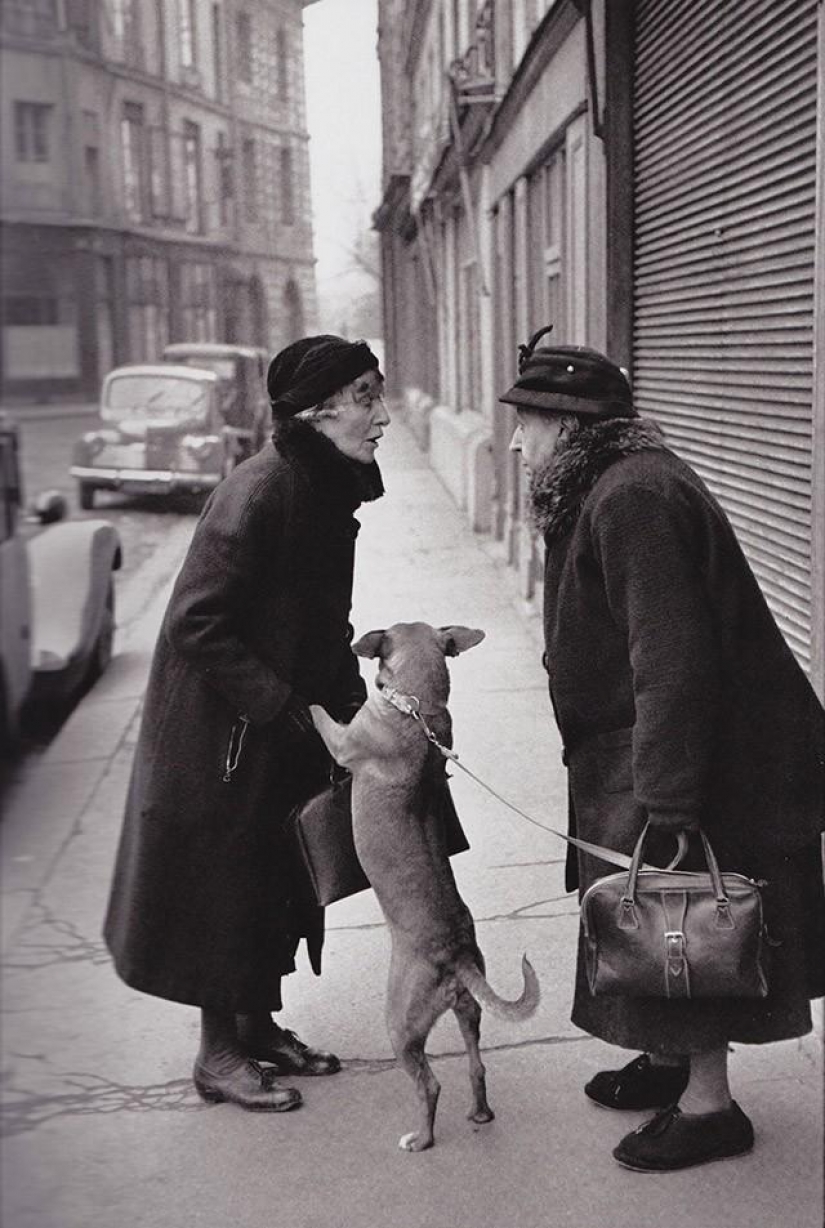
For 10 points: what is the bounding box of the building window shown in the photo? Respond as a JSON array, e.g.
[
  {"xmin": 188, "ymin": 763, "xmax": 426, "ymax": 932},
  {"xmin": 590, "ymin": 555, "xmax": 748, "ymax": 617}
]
[
  {"xmin": 236, "ymin": 11, "xmax": 252, "ymax": 83},
  {"xmin": 1, "ymin": 0, "xmax": 58, "ymax": 37},
  {"xmin": 14, "ymin": 102, "xmax": 53, "ymax": 162},
  {"xmin": 276, "ymin": 26, "xmax": 289, "ymax": 100},
  {"xmin": 110, "ymin": 0, "xmax": 142, "ymax": 66},
  {"xmin": 280, "ymin": 146, "xmax": 294, "ymax": 225},
  {"xmin": 84, "ymin": 146, "xmax": 102, "ymax": 215},
  {"xmin": 180, "ymin": 262, "xmax": 217, "ymax": 341},
  {"xmin": 183, "ymin": 120, "xmax": 203, "ymax": 233},
  {"xmin": 126, "ymin": 255, "xmax": 169, "ymax": 361},
  {"xmin": 215, "ymin": 132, "xmax": 233, "ymax": 226},
  {"xmin": 121, "ymin": 102, "xmax": 146, "ymax": 223},
  {"xmin": 179, "ymin": 0, "xmax": 197, "ymax": 67},
  {"xmin": 242, "ymin": 138, "xmax": 258, "ymax": 221},
  {"xmin": 66, "ymin": 0, "xmax": 100, "ymax": 48},
  {"xmin": 212, "ymin": 4, "xmax": 223, "ymax": 100},
  {"xmin": 2, "ymin": 296, "xmax": 58, "ymax": 325},
  {"xmin": 149, "ymin": 126, "xmax": 171, "ymax": 218}
]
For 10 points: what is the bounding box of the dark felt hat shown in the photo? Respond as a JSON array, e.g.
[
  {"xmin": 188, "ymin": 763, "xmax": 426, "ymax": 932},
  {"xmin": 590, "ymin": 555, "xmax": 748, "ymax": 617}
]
[
  {"xmin": 267, "ymin": 335, "xmax": 380, "ymax": 419},
  {"xmin": 498, "ymin": 326, "xmax": 634, "ymax": 418}
]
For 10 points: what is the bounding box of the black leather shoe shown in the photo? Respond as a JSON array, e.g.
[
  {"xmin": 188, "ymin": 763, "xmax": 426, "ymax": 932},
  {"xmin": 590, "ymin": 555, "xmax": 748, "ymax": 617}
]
[
  {"xmin": 193, "ymin": 1059, "xmax": 303, "ymax": 1111},
  {"xmin": 613, "ymin": 1101, "xmax": 754, "ymax": 1171},
  {"xmin": 242, "ymin": 1026, "xmax": 341, "ymax": 1076},
  {"xmin": 585, "ymin": 1054, "xmax": 689, "ymax": 1110}
]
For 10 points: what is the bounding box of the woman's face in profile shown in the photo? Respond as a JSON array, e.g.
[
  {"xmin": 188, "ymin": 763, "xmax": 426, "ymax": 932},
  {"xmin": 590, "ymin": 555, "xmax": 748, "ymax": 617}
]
[
  {"xmin": 315, "ymin": 370, "xmax": 390, "ymax": 464},
  {"xmin": 509, "ymin": 409, "xmax": 565, "ymax": 475}
]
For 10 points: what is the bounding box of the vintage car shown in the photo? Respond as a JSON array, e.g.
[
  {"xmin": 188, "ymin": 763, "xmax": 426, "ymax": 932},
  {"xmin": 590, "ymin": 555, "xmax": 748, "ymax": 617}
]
[
  {"xmin": 71, "ymin": 352, "xmax": 268, "ymax": 509},
  {"xmin": 162, "ymin": 341, "xmax": 269, "ymax": 448},
  {"xmin": 0, "ymin": 413, "xmax": 122, "ymax": 752}
]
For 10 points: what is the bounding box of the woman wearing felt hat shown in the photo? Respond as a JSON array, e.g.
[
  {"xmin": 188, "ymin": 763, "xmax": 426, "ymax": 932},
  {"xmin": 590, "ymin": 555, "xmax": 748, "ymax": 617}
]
[
  {"xmin": 502, "ymin": 326, "xmax": 824, "ymax": 1172},
  {"xmin": 104, "ymin": 336, "xmax": 389, "ymax": 1111}
]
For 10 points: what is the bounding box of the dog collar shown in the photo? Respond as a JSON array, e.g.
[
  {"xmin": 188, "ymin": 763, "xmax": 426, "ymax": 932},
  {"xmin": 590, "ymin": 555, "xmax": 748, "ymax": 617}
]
[
  {"xmin": 378, "ymin": 685, "xmax": 459, "ymax": 762},
  {"xmin": 379, "ymin": 685, "xmax": 421, "ymax": 718}
]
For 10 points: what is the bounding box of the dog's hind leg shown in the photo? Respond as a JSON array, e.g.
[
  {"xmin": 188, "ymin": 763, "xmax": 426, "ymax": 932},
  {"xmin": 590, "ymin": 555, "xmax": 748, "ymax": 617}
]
[
  {"xmin": 453, "ymin": 989, "xmax": 494, "ymax": 1125},
  {"xmin": 387, "ymin": 961, "xmax": 444, "ymax": 1152},
  {"xmin": 392, "ymin": 1035, "xmax": 440, "ymax": 1153}
]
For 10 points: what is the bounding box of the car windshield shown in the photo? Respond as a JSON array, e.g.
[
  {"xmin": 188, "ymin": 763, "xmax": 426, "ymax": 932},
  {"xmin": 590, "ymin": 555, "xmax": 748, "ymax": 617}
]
[{"xmin": 105, "ymin": 375, "xmax": 209, "ymax": 417}]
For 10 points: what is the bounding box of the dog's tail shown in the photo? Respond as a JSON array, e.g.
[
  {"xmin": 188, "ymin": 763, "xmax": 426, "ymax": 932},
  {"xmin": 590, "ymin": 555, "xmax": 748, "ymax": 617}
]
[{"xmin": 456, "ymin": 954, "xmax": 540, "ymax": 1020}]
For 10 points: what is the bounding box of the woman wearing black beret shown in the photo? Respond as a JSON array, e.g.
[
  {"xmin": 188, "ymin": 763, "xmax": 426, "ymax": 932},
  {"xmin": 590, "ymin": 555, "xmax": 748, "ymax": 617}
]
[
  {"xmin": 104, "ymin": 335, "xmax": 389, "ymax": 1111},
  {"xmin": 502, "ymin": 327, "xmax": 824, "ymax": 1171}
]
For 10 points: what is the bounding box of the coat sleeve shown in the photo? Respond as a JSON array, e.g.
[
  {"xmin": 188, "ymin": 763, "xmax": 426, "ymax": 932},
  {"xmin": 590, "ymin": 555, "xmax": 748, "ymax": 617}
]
[
  {"xmin": 328, "ymin": 621, "xmax": 367, "ymax": 721},
  {"xmin": 164, "ymin": 474, "xmax": 293, "ymax": 724},
  {"xmin": 592, "ymin": 480, "xmax": 722, "ymax": 820}
]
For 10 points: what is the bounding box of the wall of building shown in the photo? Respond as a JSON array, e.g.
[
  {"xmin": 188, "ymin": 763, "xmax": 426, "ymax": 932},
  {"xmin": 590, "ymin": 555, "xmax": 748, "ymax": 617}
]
[{"xmin": 0, "ymin": 0, "xmax": 318, "ymax": 403}]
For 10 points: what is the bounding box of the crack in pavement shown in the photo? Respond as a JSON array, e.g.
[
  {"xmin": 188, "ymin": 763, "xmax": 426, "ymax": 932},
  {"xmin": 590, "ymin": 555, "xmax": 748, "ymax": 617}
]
[
  {"xmin": 2, "ymin": 901, "xmax": 110, "ymax": 974},
  {"xmin": 1, "ymin": 1034, "xmax": 591, "ymax": 1136},
  {"xmin": 0, "ymin": 1071, "xmax": 202, "ymax": 1137}
]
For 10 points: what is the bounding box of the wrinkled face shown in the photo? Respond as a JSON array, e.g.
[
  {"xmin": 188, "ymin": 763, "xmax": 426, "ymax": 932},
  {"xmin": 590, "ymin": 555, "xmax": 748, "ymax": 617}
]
[
  {"xmin": 509, "ymin": 409, "xmax": 565, "ymax": 474},
  {"xmin": 313, "ymin": 369, "xmax": 390, "ymax": 464}
]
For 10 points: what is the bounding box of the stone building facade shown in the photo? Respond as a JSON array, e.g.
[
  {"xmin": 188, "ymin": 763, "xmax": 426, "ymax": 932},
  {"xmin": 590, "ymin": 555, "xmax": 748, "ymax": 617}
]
[
  {"xmin": 375, "ymin": 0, "xmax": 825, "ymax": 698},
  {"xmin": 1, "ymin": 0, "xmax": 318, "ymax": 402}
]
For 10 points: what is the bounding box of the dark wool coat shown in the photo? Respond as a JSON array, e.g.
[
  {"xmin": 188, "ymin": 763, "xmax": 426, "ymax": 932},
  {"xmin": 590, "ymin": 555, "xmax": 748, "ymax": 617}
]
[
  {"xmin": 103, "ymin": 422, "xmax": 382, "ymax": 1012},
  {"xmin": 535, "ymin": 417, "xmax": 825, "ymax": 1054}
]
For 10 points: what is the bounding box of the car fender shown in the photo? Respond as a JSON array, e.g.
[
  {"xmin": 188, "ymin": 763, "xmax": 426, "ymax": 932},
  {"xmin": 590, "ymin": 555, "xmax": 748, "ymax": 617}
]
[{"xmin": 28, "ymin": 520, "xmax": 122, "ymax": 679}]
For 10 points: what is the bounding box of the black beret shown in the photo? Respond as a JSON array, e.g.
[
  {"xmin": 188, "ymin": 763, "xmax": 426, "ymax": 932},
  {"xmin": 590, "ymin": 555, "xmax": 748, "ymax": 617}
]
[
  {"xmin": 267, "ymin": 335, "xmax": 380, "ymax": 419},
  {"xmin": 499, "ymin": 330, "xmax": 634, "ymax": 419}
]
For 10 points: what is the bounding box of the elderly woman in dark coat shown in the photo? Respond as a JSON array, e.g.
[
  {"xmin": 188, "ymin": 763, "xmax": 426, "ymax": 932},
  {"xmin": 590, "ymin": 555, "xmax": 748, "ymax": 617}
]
[
  {"xmin": 104, "ymin": 335, "xmax": 390, "ymax": 1112},
  {"xmin": 501, "ymin": 329, "xmax": 824, "ymax": 1172}
]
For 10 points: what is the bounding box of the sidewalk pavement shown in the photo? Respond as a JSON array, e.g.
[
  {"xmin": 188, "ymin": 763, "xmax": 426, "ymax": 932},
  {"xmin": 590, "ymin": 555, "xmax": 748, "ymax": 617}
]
[{"xmin": 1, "ymin": 418, "xmax": 822, "ymax": 1228}]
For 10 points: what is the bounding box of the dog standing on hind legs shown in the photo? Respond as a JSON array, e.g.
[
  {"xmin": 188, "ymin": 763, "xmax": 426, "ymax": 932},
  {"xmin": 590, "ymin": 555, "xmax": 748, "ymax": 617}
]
[{"xmin": 310, "ymin": 621, "xmax": 540, "ymax": 1151}]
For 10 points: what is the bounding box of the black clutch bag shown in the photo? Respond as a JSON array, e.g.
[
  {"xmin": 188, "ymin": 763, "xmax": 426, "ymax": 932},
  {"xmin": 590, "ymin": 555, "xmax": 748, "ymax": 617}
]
[{"xmin": 290, "ymin": 775, "xmax": 469, "ymax": 906}]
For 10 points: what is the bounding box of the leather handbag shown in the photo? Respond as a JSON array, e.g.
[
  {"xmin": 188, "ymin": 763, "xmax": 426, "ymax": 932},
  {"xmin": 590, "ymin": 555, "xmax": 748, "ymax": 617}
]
[
  {"xmin": 580, "ymin": 823, "xmax": 769, "ymax": 1000},
  {"xmin": 290, "ymin": 775, "xmax": 470, "ymax": 907}
]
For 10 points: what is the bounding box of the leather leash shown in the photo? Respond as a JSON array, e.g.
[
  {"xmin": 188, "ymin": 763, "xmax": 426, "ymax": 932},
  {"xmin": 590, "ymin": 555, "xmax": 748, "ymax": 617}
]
[{"xmin": 379, "ymin": 685, "xmax": 687, "ymax": 873}]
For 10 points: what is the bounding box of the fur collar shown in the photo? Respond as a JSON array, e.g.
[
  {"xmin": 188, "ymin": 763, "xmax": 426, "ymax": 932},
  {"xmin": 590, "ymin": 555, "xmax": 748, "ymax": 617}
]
[
  {"xmin": 273, "ymin": 417, "xmax": 385, "ymax": 509},
  {"xmin": 529, "ymin": 416, "xmax": 667, "ymax": 542}
]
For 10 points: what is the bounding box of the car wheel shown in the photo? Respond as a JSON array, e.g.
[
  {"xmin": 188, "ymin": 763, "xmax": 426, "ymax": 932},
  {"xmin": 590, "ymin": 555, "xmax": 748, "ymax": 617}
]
[
  {"xmin": 85, "ymin": 580, "xmax": 115, "ymax": 687},
  {"xmin": 78, "ymin": 482, "xmax": 95, "ymax": 511}
]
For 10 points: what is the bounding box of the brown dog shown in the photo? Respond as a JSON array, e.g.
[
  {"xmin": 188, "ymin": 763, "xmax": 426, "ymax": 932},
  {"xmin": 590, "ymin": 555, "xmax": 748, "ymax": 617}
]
[{"xmin": 310, "ymin": 622, "xmax": 539, "ymax": 1151}]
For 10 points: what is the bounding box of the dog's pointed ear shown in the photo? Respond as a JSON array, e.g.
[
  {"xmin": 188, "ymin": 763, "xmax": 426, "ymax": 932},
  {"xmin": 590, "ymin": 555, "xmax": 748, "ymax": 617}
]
[
  {"xmin": 436, "ymin": 626, "xmax": 486, "ymax": 657},
  {"xmin": 352, "ymin": 629, "xmax": 386, "ymax": 658}
]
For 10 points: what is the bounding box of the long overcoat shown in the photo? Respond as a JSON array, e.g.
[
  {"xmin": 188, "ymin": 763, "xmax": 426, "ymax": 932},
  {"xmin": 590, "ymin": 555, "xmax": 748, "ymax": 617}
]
[
  {"xmin": 104, "ymin": 421, "xmax": 380, "ymax": 1012},
  {"xmin": 536, "ymin": 417, "xmax": 825, "ymax": 1054}
]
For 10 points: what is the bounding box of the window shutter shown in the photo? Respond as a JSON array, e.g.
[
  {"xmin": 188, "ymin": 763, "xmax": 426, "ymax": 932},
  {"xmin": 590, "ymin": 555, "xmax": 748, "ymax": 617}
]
[{"xmin": 632, "ymin": 0, "xmax": 818, "ymax": 668}]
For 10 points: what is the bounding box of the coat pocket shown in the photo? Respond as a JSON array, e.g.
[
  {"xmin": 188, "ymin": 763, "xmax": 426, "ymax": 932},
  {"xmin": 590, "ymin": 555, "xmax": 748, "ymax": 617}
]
[{"xmin": 593, "ymin": 727, "xmax": 634, "ymax": 794}]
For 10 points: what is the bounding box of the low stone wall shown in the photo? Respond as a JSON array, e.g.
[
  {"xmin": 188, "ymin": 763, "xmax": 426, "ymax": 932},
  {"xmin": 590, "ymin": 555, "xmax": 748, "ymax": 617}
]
[{"xmin": 429, "ymin": 406, "xmax": 493, "ymax": 533}]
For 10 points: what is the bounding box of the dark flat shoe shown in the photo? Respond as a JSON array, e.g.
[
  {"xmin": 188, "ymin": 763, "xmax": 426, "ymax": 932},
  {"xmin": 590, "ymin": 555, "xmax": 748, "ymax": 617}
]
[
  {"xmin": 242, "ymin": 1026, "xmax": 341, "ymax": 1076},
  {"xmin": 585, "ymin": 1054, "xmax": 689, "ymax": 1110},
  {"xmin": 613, "ymin": 1102, "xmax": 754, "ymax": 1171},
  {"xmin": 193, "ymin": 1059, "xmax": 303, "ymax": 1111}
]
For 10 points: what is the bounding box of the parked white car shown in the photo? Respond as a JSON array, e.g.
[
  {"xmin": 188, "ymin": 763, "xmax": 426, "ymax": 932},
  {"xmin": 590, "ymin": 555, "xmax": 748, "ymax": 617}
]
[{"xmin": 0, "ymin": 413, "xmax": 122, "ymax": 753}]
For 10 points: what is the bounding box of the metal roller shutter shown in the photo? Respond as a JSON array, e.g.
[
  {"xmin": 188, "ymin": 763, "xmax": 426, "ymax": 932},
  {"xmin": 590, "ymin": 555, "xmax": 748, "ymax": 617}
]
[{"xmin": 632, "ymin": 0, "xmax": 818, "ymax": 668}]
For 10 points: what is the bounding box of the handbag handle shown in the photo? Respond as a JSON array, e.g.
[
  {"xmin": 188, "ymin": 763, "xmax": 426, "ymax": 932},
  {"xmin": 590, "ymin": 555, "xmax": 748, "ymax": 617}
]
[{"xmin": 624, "ymin": 823, "xmax": 728, "ymax": 904}]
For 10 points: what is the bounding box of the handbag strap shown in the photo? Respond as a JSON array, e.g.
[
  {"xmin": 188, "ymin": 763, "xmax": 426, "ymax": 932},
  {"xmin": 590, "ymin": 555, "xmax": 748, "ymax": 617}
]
[{"xmin": 626, "ymin": 823, "xmax": 725, "ymax": 900}]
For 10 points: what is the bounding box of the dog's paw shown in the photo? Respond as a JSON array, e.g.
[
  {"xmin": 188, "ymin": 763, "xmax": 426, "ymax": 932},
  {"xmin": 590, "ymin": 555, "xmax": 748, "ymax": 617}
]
[
  {"xmin": 398, "ymin": 1131, "xmax": 434, "ymax": 1153},
  {"xmin": 468, "ymin": 1106, "xmax": 495, "ymax": 1125}
]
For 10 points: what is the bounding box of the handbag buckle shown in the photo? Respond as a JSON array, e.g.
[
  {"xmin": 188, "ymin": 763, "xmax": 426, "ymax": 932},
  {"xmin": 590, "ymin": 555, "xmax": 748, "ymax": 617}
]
[{"xmin": 665, "ymin": 930, "xmax": 685, "ymax": 957}]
